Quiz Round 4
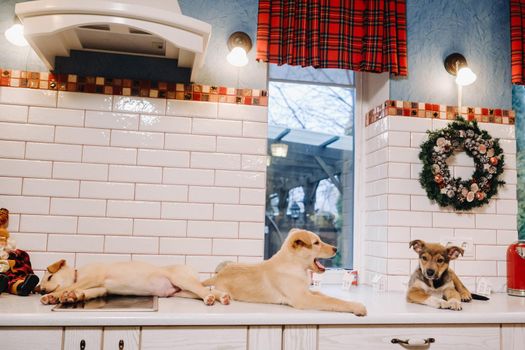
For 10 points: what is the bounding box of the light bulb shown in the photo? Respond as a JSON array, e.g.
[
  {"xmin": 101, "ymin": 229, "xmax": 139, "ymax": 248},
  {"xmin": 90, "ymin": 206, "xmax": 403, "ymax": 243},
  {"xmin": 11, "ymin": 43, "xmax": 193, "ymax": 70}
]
[
  {"xmin": 227, "ymin": 47, "xmax": 249, "ymax": 67},
  {"xmin": 271, "ymin": 143, "xmax": 288, "ymax": 158},
  {"xmin": 4, "ymin": 24, "xmax": 28, "ymax": 47},
  {"xmin": 455, "ymin": 67, "xmax": 477, "ymax": 86}
]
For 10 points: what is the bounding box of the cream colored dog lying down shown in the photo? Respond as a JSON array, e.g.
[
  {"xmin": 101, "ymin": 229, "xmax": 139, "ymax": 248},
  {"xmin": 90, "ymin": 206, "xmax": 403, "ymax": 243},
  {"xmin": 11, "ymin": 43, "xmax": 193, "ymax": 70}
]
[
  {"xmin": 37, "ymin": 259, "xmax": 230, "ymax": 306},
  {"xmin": 204, "ymin": 229, "xmax": 367, "ymax": 316}
]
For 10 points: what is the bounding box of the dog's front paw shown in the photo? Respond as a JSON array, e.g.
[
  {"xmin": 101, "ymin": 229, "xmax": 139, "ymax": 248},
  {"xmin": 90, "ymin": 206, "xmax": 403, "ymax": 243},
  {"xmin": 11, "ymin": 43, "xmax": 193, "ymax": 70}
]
[
  {"xmin": 41, "ymin": 293, "xmax": 59, "ymax": 305},
  {"xmin": 203, "ymin": 293, "xmax": 215, "ymax": 306},
  {"xmin": 219, "ymin": 293, "xmax": 231, "ymax": 305},
  {"xmin": 460, "ymin": 290, "xmax": 472, "ymax": 302},
  {"xmin": 59, "ymin": 290, "xmax": 85, "ymax": 304},
  {"xmin": 352, "ymin": 302, "xmax": 367, "ymax": 316},
  {"xmin": 442, "ymin": 299, "xmax": 462, "ymax": 311}
]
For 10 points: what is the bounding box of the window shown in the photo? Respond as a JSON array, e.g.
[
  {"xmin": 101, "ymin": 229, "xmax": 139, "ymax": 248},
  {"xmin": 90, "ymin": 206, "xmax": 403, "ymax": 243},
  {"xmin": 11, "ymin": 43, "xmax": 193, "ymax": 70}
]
[{"xmin": 265, "ymin": 64, "xmax": 355, "ymax": 268}]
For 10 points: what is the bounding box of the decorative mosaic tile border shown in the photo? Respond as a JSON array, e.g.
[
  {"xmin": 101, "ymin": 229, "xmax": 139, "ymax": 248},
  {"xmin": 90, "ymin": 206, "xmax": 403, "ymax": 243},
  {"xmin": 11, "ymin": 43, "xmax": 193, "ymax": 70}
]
[
  {"xmin": 0, "ymin": 69, "xmax": 268, "ymax": 106},
  {"xmin": 366, "ymin": 100, "xmax": 515, "ymax": 126}
]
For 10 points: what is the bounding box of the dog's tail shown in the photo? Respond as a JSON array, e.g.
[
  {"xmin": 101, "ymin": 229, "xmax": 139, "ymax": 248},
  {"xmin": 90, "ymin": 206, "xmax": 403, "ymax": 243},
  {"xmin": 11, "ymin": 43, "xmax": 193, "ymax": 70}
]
[
  {"xmin": 202, "ymin": 260, "xmax": 235, "ymax": 286},
  {"xmin": 471, "ymin": 293, "xmax": 490, "ymax": 301}
]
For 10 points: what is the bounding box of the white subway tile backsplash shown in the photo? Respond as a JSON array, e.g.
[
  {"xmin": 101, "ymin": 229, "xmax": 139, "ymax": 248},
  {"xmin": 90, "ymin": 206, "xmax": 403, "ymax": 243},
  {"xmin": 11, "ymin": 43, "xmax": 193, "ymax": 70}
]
[
  {"xmin": 23, "ymin": 178, "xmax": 79, "ymax": 197},
  {"xmin": 497, "ymin": 200, "xmax": 518, "ymax": 215},
  {"xmin": 0, "ymin": 87, "xmax": 56, "ymax": 107},
  {"xmin": 165, "ymin": 133, "xmax": 216, "ymax": 152},
  {"xmin": 48, "ymin": 234, "xmax": 104, "ymax": 253},
  {"xmin": 241, "ymin": 155, "xmax": 267, "ymax": 171},
  {"xmin": 113, "ymin": 96, "xmax": 166, "ymax": 115},
  {"xmin": 213, "ymin": 239, "xmax": 263, "ymax": 256},
  {"xmin": 475, "ymin": 245, "xmax": 507, "ymax": 261},
  {"xmin": 497, "ymin": 230, "xmax": 518, "ymax": 245},
  {"xmin": 80, "ymin": 181, "xmax": 134, "ymax": 200},
  {"xmin": 10, "ymin": 232, "xmax": 47, "ymax": 251},
  {"xmin": 29, "ymin": 252, "xmax": 76, "ymax": 270},
  {"xmin": 83, "ymin": 146, "xmax": 137, "ymax": 165},
  {"xmin": 105, "ymin": 236, "xmax": 159, "ymax": 254},
  {"xmin": 215, "ymin": 170, "xmax": 265, "ymax": 188},
  {"xmin": 189, "ymin": 186, "xmax": 239, "ymax": 204},
  {"xmin": 132, "ymin": 254, "xmax": 185, "ymax": 266},
  {"xmin": 0, "ymin": 140, "xmax": 25, "ymax": 159},
  {"xmin": 167, "ymin": 100, "xmax": 217, "ymax": 118},
  {"xmin": 218, "ymin": 104, "xmax": 267, "ymax": 122},
  {"xmin": 0, "ymin": 122, "xmax": 54, "ymax": 142},
  {"xmin": 133, "ymin": 219, "xmax": 187, "ymax": 237},
  {"xmin": 239, "ymin": 222, "xmax": 264, "ymax": 239},
  {"xmin": 58, "ymin": 92, "xmax": 112, "ymax": 111},
  {"xmin": 163, "ymin": 168, "xmax": 214, "ymax": 185},
  {"xmin": 214, "ymin": 204, "xmax": 264, "ymax": 222},
  {"xmin": 243, "ymin": 121, "xmax": 267, "ymax": 138},
  {"xmin": 160, "ymin": 237, "xmax": 212, "ymax": 255},
  {"xmin": 0, "ymin": 177, "xmax": 22, "ymax": 195},
  {"xmin": 135, "ymin": 184, "xmax": 187, "ymax": 202},
  {"xmin": 51, "ymin": 198, "xmax": 106, "ymax": 216},
  {"xmin": 77, "ymin": 253, "xmax": 131, "ymax": 266},
  {"xmin": 217, "ymin": 136, "xmax": 266, "ymax": 155},
  {"xmin": 54, "ymin": 162, "xmax": 108, "ymax": 181},
  {"xmin": 186, "ymin": 255, "xmax": 237, "ymax": 273},
  {"xmin": 111, "ymin": 130, "xmax": 164, "ymax": 149},
  {"xmin": 433, "ymin": 212, "xmax": 475, "ymax": 228},
  {"xmin": 191, "ymin": 152, "xmax": 240, "ymax": 170},
  {"xmin": 85, "ymin": 111, "xmax": 139, "ymax": 130},
  {"xmin": 187, "ymin": 221, "xmax": 238, "ymax": 238},
  {"xmin": 107, "ymin": 200, "xmax": 161, "ymax": 219},
  {"xmin": 29, "ymin": 107, "xmax": 84, "ymax": 126},
  {"xmin": 162, "ymin": 202, "xmax": 213, "ymax": 220},
  {"xmin": 192, "ymin": 118, "xmax": 242, "ymax": 137},
  {"xmin": 109, "ymin": 165, "xmax": 162, "ymax": 183},
  {"xmin": 20, "ymin": 215, "xmax": 77, "ymax": 234},
  {"xmin": 387, "ymin": 131, "xmax": 410, "ymax": 147},
  {"xmin": 78, "ymin": 217, "xmax": 133, "ymax": 236},
  {"xmin": 0, "ymin": 195, "xmax": 49, "ymax": 214},
  {"xmin": 240, "ymin": 188, "xmax": 265, "ymax": 205},
  {"xmin": 140, "ymin": 115, "xmax": 191, "ymax": 133},
  {"xmin": 476, "ymin": 214, "xmax": 516, "ymax": 230},
  {"xmin": 454, "ymin": 260, "xmax": 497, "ymax": 276},
  {"xmin": 410, "ymin": 227, "xmax": 454, "ymax": 242},
  {"xmin": 56, "ymin": 126, "xmax": 110, "ymax": 145},
  {"xmin": 137, "ymin": 149, "xmax": 189, "ymax": 167},
  {"xmin": 455, "ymin": 229, "xmax": 496, "ymax": 244},
  {"xmin": 388, "ymin": 210, "xmax": 431, "ymax": 227},
  {"xmin": 26, "ymin": 142, "xmax": 82, "ymax": 162},
  {"xmin": 0, "ymin": 103, "xmax": 28, "ymax": 122}
]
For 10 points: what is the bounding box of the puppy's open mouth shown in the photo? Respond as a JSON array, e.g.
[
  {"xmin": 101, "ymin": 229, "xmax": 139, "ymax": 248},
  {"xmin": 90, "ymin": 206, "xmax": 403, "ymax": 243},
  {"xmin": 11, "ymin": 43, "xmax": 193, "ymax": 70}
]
[{"xmin": 312, "ymin": 258, "xmax": 326, "ymax": 273}]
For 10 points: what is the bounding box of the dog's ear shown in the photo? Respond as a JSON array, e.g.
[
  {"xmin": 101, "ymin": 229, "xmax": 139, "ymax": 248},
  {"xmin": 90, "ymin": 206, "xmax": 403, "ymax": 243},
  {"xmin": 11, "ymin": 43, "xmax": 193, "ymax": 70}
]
[
  {"xmin": 291, "ymin": 231, "xmax": 312, "ymax": 249},
  {"xmin": 47, "ymin": 259, "xmax": 66, "ymax": 273},
  {"xmin": 409, "ymin": 240, "xmax": 425, "ymax": 254},
  {"xmin": 446, "ymin": 246, "xmax": 464, "ymax": 260},
  {"xmin": 293, "ymin": 238, "xmax": 312, "ymax": 249}
]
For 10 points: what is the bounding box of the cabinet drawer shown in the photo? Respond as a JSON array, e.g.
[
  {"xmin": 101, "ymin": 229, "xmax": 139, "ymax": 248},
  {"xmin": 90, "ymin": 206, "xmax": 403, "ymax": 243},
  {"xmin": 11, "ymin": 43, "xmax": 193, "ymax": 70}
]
[
  {"xmin": 65, "ymin": 327, "xmax": 103, "ymax": 350},
  {"xmin": 141, "ymin": 326, "xmax": 248, "ymax": 350},
  {"xmin": 0, "ymin": 327, "xmax": 62, "ymax": 349},
  {"xmin": 319, "ymin": 325, "xmax": 500, "ymax": 350},
  {"xmin": 103, "ymin": 327, "xmax": 140, "ymax": 350}
]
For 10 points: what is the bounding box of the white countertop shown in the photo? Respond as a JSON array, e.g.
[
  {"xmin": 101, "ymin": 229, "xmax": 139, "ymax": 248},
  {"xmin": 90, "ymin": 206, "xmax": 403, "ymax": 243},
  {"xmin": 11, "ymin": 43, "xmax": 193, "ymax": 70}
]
[{"xmin": 0, "ymin": 287, "xmax": 524, "ymax": 327}]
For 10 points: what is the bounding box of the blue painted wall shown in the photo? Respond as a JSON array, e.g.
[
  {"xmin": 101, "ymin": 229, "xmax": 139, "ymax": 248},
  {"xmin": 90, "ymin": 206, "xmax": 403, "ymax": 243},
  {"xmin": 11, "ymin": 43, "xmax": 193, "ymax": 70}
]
[
  {"xmin": 390, "ymin": 0, "xmax": 512, "ymax": 109},
  {"xmin": 0, "ymin": 0, "xmax": 266, "ymax": 88},
  {"xmin": 512, "ymin": 86, "xmax": 525, "ymax": 240}
]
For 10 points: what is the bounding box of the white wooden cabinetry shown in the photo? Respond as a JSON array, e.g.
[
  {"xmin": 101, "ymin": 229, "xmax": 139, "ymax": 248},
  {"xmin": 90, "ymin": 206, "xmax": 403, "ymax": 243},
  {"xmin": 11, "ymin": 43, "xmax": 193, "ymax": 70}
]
[
  {"xmin": 64, "ymin": 327, "xmax": 103, "ymax": 350},
  {"xmin": 0, "ymin": 327, "xmax": 63, "ymax": 349},
  {"xmin": 103, "ymin": 327, "xmax": 140, "ymax": 350},
  {"xmin": 501, "ymin": 324, "xmax": 525, "ymax": 350},
  {"xmin": 248, "ymin": 326, "xmax": 282, "ymax": 350}
]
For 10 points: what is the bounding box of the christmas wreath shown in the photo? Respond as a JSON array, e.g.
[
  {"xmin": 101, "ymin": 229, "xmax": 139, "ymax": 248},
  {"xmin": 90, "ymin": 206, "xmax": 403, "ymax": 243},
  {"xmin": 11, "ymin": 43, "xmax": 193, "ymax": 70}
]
[{"xmin": 419, "ymin": 117, "xmax": 505, "ymax": 211}]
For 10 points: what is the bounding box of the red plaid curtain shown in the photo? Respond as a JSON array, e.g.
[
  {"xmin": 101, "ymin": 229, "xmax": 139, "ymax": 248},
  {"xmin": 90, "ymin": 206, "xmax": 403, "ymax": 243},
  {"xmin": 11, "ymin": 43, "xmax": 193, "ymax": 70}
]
[
  {"xmin": 511, "ymin": 0, "xmax": 525, "ymax": 84},
  {"xmin": 256, "ymin": 0, "xmax": 408, "ymax": 76}
]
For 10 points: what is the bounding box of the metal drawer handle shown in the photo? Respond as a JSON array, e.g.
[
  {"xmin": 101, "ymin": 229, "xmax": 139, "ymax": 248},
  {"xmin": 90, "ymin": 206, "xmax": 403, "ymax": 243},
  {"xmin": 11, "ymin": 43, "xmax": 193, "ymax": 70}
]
[
  {"xmin": 80, "ymin": 339, "xmax": 86, "ymax": 350},
  {"xmin": 391, "ymin": 338, "xmax": 435, "ymax": 346},
  {"xmin": 119, "ymin": 339, "xmax": 124, "ymax": 350}
]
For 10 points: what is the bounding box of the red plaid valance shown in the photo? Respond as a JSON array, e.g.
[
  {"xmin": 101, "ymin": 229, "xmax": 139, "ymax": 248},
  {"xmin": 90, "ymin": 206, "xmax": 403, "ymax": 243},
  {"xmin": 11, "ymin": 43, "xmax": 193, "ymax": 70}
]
[
  {"xmin": 256, "ymin": 0, "xmax": 408, "ymax": 76},
  {"xmin": 511, "ymin": 0, "xmax": 525, "ymax": 84}
]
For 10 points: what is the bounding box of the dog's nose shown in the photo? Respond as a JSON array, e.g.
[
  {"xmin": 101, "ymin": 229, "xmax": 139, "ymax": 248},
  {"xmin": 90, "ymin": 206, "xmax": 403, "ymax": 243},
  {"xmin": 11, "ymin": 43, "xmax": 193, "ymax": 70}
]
[
  {"xmin": 332, "ymin": 247, "xmax": 338, "ymax": 253},
  {"xmin": 426, "ymin": 269, "xmax": 435, "ymax": 277}
]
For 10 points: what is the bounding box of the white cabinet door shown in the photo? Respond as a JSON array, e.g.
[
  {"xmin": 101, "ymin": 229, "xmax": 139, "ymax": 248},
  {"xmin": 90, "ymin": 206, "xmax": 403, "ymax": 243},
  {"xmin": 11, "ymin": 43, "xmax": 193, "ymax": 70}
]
[
  {"xmin": 319, "ymin": 325, "xmax": 501, "ymax": 350},
  {"xmin": 65, "ymin": 327, "xmax": 103, "ymax": 350},
  {"xmin": 283, "ymin": 326, "xmax": 317, "ymax": 350},
  {"xmin": 248, "ymin": 326, "xmax": 282, "ymax": 350},
  {"xmin": 0, "ymin": 327, "xmax": 63, "ymax": 349},
  {"xmin": 502, "ymin": 324, "xmax": 525, "ymax": 350},
  {"xmin": 103, "ymin": 327, "xmax": 140, "ymax": 350},
  {"xmin": 141, "ymin": 326, "xmax": 248, "ymax": 350}
]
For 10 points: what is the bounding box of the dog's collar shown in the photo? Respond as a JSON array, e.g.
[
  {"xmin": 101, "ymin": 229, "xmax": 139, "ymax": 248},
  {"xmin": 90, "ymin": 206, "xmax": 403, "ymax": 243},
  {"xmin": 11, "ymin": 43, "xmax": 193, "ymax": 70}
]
[{"xmin": 74, "ymin": 269, "xmax": 78, "ymax": 283}]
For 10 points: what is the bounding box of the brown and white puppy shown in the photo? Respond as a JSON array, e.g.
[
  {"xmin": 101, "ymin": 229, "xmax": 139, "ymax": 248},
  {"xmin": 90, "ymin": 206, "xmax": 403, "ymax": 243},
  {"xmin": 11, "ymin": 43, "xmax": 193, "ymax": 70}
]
[
  {"xmin": 37, "ymin": 260, "xmax": 230, "ymax": 306},
  {"xmin": 407, "ymin": 239, "xmax": 486, "ymax": 311},
  {"xmin": 203, "ymin": 229, "xmax": 367, "ymax": 316}
]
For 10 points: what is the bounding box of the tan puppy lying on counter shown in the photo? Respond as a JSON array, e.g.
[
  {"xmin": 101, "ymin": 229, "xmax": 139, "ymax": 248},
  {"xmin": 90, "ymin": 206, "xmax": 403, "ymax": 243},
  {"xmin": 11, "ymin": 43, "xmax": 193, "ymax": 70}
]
[
  {"xmin": 203, "ymin": 229, "xmax": 367, "ymax": 316},
  {"xmin": 407, "ymin": 239, "xmax": 488, "ymax": 311},
  {"xmin": 37, "ymin": 260, "xmax": 231, "ymax": 306}
]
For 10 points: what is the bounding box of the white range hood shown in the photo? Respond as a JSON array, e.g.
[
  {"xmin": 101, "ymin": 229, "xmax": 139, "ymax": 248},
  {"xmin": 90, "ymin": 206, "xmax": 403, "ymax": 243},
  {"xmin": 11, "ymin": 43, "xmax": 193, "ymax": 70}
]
[{"xmin": 15, "ymin": 0, "xmax": 211, "ymax": 81}]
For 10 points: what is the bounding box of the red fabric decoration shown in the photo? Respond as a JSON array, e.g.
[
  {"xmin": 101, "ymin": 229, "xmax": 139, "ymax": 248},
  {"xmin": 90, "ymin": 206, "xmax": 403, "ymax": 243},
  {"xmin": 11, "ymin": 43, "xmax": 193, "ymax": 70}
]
[
  {"xmin": 511, "ymin": 0, "xmax": 525, "ymax": 84},
  {"xmin": 256, "ymin": 0, "xmax": 408, "ymax": 76}
]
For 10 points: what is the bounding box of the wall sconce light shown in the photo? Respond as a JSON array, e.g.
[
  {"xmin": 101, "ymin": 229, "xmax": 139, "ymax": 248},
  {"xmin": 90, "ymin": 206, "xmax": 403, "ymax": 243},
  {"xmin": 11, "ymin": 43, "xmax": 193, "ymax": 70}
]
[
  {"xmin": 444, "ymin": 53, "xmax": 477, "ymax": 113},
  {"xmin": 271, "ymin": 143, "xmax": 288, "ymax": 158},
  {"xmin": 227, "ymin": 31, "xmax": 252, "ymax": 67},
  {"xmin": 4, "ymin": 17, "xmax": 28, "ymax": 47}
]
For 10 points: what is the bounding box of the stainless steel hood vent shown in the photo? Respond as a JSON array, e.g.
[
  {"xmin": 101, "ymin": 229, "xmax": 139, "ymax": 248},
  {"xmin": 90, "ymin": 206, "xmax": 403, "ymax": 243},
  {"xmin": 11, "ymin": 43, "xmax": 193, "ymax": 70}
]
[{"xmin": 15, "ymin": 0, "xmax": 211, "ymax": 81}]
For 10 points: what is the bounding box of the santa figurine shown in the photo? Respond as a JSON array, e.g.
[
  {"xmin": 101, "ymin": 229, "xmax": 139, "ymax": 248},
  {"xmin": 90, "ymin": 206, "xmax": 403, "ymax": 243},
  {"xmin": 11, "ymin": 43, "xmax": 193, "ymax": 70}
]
[{"xmin": 0, "ymin": 208, "xmax": 39, "ymax": 296}]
